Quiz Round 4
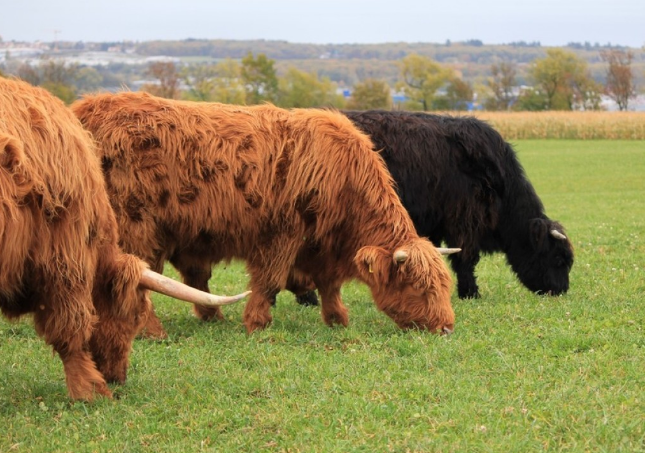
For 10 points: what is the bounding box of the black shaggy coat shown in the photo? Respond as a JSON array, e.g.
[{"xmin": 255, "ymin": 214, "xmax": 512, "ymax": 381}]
[{"xmin": 344, "ymin": 110, "xmax": 574, "ymax": 298}]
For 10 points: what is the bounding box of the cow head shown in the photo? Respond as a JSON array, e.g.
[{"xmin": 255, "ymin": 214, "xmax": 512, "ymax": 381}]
[
  {"xmin": 355, "ymin": 238, "xmax": 455, "ymax": 333},
  {"xmin": 508, "ymin": 218, "xmax": 574, "ymax": 296}
]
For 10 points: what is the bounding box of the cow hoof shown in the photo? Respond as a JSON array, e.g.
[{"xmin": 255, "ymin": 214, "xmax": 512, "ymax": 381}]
[
  {"xmin": 323, "ymin": 311, "xmax": 349, "ymax": 327},
  {"xmin": 193, "ymin": 305, "xmax": 224, "ymax": 322},
  {"xmin": 245, "ymin": 321, "xmax": 270, "ymax": 334},
  {"xmin": 244, "ymin": 316, "xmax": 272, "ymax": 334},
  {"xmin": 68, "ymin": 378, "xmax": 112, "ymax": 401},
  {"xmin": 137, "ymin": 327, "xmax": 168, "ymax": 340}
]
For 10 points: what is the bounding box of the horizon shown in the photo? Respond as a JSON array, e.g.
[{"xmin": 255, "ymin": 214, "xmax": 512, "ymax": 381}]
[
  {"xmin": 1, "ymin": 0, "xmax": 643, "ymax": 49},
  {"xmin": 1, "ymin": 37, "xmax": 641, "ymax": 49}
]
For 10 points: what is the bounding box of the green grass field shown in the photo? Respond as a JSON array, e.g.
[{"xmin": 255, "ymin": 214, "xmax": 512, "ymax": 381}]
[{"xmin": 1, "ymin": 140, "xmax": 644, "ymax": 452}]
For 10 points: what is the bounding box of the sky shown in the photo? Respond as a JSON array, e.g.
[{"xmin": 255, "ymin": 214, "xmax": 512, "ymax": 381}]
[{"xmin": 1, "ymin": 0, "xmax": 643, "ymax": 48}]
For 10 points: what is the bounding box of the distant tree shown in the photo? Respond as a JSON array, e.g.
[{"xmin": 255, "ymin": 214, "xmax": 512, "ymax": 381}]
[
  {"xmin": 41, "ymin": 60, "xmax": 76, "ymax": 85},
  {"xmin": 181, "ymin": 64, "xmax": 218, "ymax": 101},
  {"xmin": 464, "ymin": 39, "xmax": 484, "ymax": 47},
  {"xmin": 181, "ymin": 60, "xmax": 247, "ymax": 104},
  {"xmin": 528, "ymin": 48, "xmax": 601, "ymax": 110},
  {"xmin": 601, "ymin": 49, "xmax": 636, "ymax": 111},
  {"xmin": 75, "ymin": 66, "xmax": 103, "ymax": 93},
  {"xmin": 17, "ymin": 63, "xmax": 40, "ymax": 86},
  {"xmin": 347, "ymin": 78, "xmax": 392, "ymax": 110},
  {"xmin": 514, "ymin": 87, "xmax": 549, "ymax": 111},
  {"xmin": 16, "ymin": 60, "xmax": 78, "ymax": 104},
  {"xmin": 434, "ymin": 77, "xmax": 473, "ymax": 110},
  {"xmin": 41, "ymin": 82, "xmax": 77, "ymax": 104},
  {"xmin": 142, "ymin": 61, "xmax": 181, "ymax": 99},
  {"xmin": 485, "ymin": 62, "xmax": 517, "ymax": 110},
  {"xmin": 241, "ymin": 52, "xmax": 279, "ymax": 104},
  {"xmin": 277, "ymin": 67, "xmax": 345, "ymax": 108},
  {"xmin": 397, "ymin": 54, "xmax": 452, "ymax": 111},
  {"xmin": 210, "ymin": 59, "xmax": 246, "ymax": 104}
]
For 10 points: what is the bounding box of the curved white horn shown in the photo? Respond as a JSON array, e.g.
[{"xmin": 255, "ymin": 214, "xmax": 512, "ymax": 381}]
[
  {"xmin": 436, "ymin": 247, "xmax": 461, "ymax": 255},
  {"xmin": 393, "ymin": 249, "xmax": 408, "ymax": 263},
  {"xmin": 139, "ymin": 269, "xmax": 251, "ymax": 307},
  {"xmin": 550, "ymin": 230, "xmax": 567, "ymax": 240}
]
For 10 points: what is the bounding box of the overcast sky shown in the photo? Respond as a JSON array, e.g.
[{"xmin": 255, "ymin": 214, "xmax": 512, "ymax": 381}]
[{"xmin": 1, "ymin": 0, "xmax": 643, "ymax": 47}]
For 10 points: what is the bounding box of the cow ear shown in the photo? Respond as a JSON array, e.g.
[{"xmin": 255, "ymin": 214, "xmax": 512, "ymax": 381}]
[
  {"xmin": 354, "ymin": 246, "xmax": 391, "ymax": 286},
  {"xmin": 110, "ymin": 254, "xmax": 150, "ymax": 318},
  {"xmin": 0, "ymin": 133, "xmax": 32, "ymax": 198},
  {"xmin": 0, "ymin": 133, "xmax": 24, "ymax": 170},
  {"xmin": 529, "ymin": 218, "xmax": 548, "ymax": 249}
]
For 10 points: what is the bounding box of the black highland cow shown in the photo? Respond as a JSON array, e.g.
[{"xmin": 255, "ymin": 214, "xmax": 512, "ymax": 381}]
[{"xmin": 344, "ymin": 110, "xmax": 573, "ymax": 299}]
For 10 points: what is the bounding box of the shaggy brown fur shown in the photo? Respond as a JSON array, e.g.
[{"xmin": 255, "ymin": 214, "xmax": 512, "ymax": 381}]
[
  {"xmin": 72, "ymin": 92, "xmax": 455, "ymax": 334},
  {"xmin": 0, "ymin": 78, "xmax": 155, "ymax": 400}
]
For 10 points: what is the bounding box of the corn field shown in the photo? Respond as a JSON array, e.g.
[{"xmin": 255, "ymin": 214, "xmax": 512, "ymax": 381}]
[{"xmin": 464, "ymin": 111, "xmax": 645, "ymax": 140}]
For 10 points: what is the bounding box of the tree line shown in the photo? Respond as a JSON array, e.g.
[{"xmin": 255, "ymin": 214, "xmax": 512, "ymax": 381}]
[
  {"xmin": 2, "ymin": 48, "xmax": 639, "ymax": 111},
  {"xmin": 127, "ymin": 48, "xmax": 642, "ymax": 112}
]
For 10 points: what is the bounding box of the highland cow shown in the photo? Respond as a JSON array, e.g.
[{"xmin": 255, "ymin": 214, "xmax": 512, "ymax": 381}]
[
  {"xmin": 72, "ymin": 92, "xmax": 457, "ymax": 335},
  {"xmin": 0, "ymin": 78, "xmax": 247, "ymax": 400},
  {"xmin": 344, "ymin": 110, "xmax": 574, "ymax": 299}
]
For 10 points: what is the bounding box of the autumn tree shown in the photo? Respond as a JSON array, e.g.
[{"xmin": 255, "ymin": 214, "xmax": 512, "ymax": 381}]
[
  {"xmin": 347, "ymin": 79, "xmax": 392, "ymax": 110},
  {"xmin": 182, "ymin": 59, "xmax": 245, "ymax": 104},
  {"xmin": 485, "ymin": 61, "xmax": 517, "ymax": 110},
  {"xmin": 434, "ymin": 77, "xmax": 473, "ymax": 111},
  {"xmin": 601, "ymin": 49, "xmax": 636, "ymax": 111},
  {"xmin": 241, "ymin": 52, "xmax": 279, "ymax": 104},
  {"xmin": 182, "ymin": 64, "xmax": 217, "ymax": 101},
  {"xmin": 142, "ymin": 61, "xmax": 181, "ymax": 99},
  {"xmin": 276, "ymin": 67, "xmax": 345, "ymax": 108},
  {"xmin": 75, "ymin": 66, "xmax": 103, "ymax": 93},
  {"xmin": 397, "ymin": 54, "xmax": 452, "ymax": 111},
  {"xmin": 513, "ymin": 87, "xmax": 548, "ymax": 111},
  {"xmin": 16, "ymin": 60, "xmax": 78, "ymax": 104},
  {"xmin": 16, "ymin": 63, "xmax": 40, "ymax": 86},
  {"xmin": 526, "ymin": 48, "xmax": 601, "ymax": 110}
]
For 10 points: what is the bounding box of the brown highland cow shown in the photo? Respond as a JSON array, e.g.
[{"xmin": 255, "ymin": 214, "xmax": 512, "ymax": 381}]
[
  {"xmin": 72, "ymin": 92, "xmax": 456, "ymax": 335},
  {"xmin": 0, "ymin": 78, "xmax": 247, "ymax": 400}
]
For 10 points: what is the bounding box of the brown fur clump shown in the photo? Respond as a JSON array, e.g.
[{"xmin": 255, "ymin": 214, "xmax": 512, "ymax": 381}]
[
  {"xmin": 0, "ymin": 78, "xmax": 152, "ymax": 400},
  {"xmin": 72, "ymin": 92, "xmax": 455, "ymax": 334}
]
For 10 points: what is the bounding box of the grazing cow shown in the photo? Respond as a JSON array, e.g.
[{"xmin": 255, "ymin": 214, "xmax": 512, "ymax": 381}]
[
  {"xmin": 0, "ymin": 78, "xmax": 247, "ymax": 400},
  {"xmin": 72, "ymin": 92, "xmax": 457, "ymax": 335},
  {"xmin": 344, "ymin": 110, "xmax": 574, "ymax": 299}
]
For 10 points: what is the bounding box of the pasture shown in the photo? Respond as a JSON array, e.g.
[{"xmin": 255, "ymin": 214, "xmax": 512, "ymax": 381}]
[{"xmin": 1, "ymin": 139, "xmax": 643, "ymax": 452}]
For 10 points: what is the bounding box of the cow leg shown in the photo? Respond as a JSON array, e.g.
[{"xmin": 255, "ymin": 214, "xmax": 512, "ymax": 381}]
[
  {"xmin": 243, "ymin": 287, "xmax": 276, "ymax": 333},
  {"xmin": 170, "ymin": 250, "xmax": 225, "ymax": 322},
  {"xmin": 89, "ymin": 315, "xmax": 140, "ymax": 385},
  {"xmin": 59, "ymin": 349, "xmax": 112, "ymax": 400},
  {"xmin": 449, "ymin": 253, "xmax": 481, "ymax": 299},
  {"xmin": 178, "ymin": 265, "xmax": 224, "ymax": 322},
  {"xmin": 317, "ymin": 283, "xmax": 349, "ymax": 327},
  {"xmin": 242, "ymin": 259, "xmax": 284, "ymax": 333},
  {"xmin": 139, "ymin": 304, "xmax": 167, "ymax": 339},
  {"xmin": 33, "ymin": 291, "xmax": 111, "ymax": 401}
]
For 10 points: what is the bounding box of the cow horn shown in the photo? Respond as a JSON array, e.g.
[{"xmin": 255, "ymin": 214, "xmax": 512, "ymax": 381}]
[
  {"xmin": 550, "ymin": 230, "xmax": 567, "ymax": 240},
  {"xmin": 139, "ymin": 269, "xmax": 251, "ymax": 307},
  {"xmin": 393, "ymin": 249, "xmax": 408, "ymax": 263},
  {"xmin": 436, "ymin": 247, "xmax": 461, "ymax": 255}
]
